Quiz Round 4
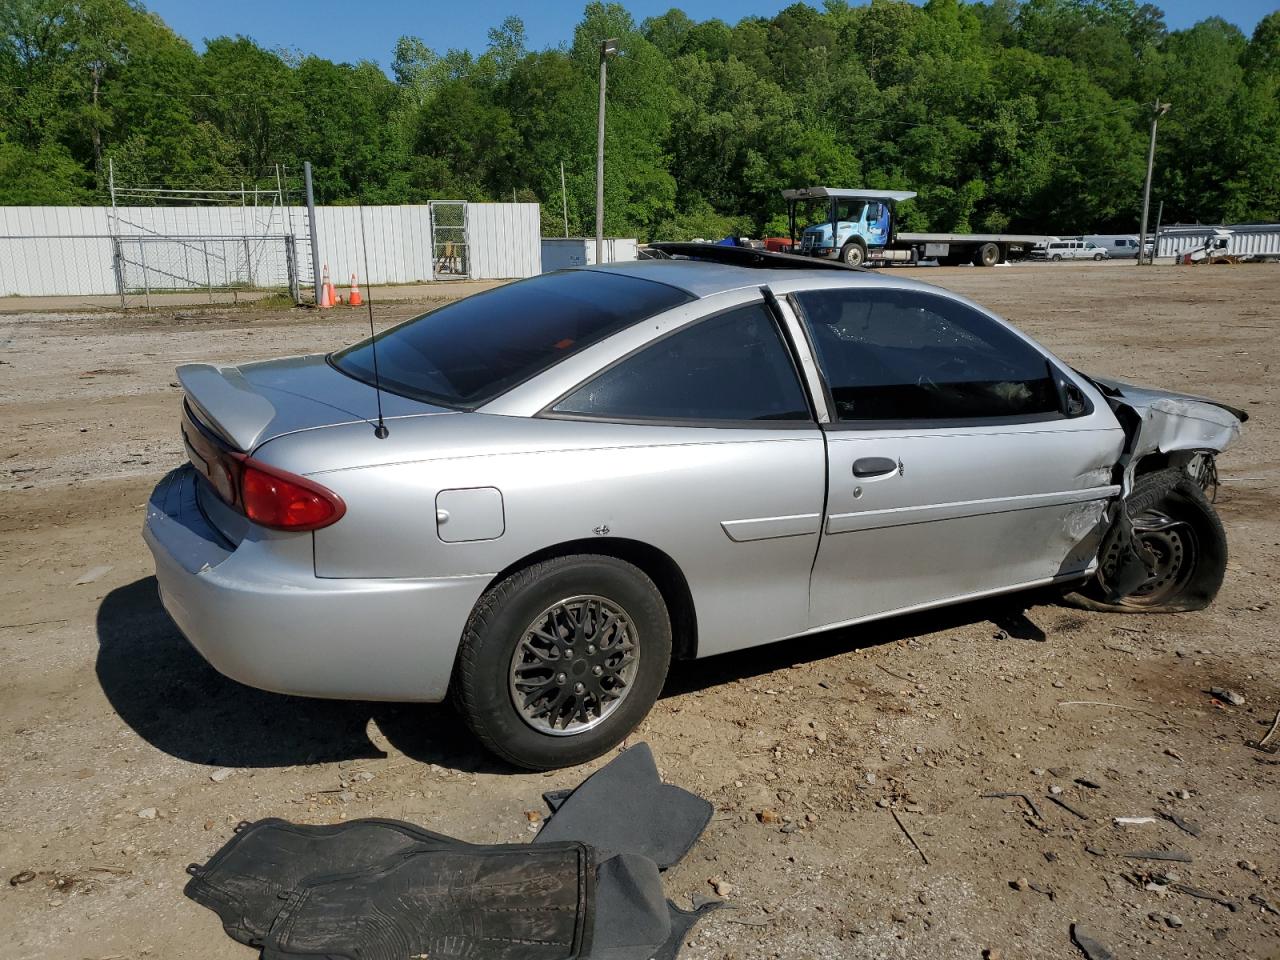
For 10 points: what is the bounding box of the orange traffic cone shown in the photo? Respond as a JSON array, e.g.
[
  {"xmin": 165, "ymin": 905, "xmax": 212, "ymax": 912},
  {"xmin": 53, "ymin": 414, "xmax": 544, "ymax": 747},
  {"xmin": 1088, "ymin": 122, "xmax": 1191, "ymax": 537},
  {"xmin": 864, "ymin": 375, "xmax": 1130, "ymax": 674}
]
[
  {"xmin": 348, "ymin": 274, "xmax": 363, "ymax": 307},
  {"xmin": 319, "ymin": 264, "xmax": 334, "ymax": 309}
]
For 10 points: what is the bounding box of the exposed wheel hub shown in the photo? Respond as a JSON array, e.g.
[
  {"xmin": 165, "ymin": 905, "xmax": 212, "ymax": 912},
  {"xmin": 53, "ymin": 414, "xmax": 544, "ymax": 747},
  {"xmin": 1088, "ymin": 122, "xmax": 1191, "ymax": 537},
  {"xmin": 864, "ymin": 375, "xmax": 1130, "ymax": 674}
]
[
  {"xmin": 1102, "ymin": 508, "xmax": 1198, "ymax": 607},
  {"xmin": 509, "ymin": 595, "xmax": 639, "ymax": 736}
]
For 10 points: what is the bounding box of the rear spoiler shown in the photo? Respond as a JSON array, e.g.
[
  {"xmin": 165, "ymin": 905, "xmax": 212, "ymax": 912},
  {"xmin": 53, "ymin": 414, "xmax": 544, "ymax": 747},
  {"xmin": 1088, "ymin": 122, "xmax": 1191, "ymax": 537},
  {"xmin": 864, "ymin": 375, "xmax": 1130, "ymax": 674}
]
[{"xmin": 176, "ymin": 363, "xmax": 276, "ymax": 452}]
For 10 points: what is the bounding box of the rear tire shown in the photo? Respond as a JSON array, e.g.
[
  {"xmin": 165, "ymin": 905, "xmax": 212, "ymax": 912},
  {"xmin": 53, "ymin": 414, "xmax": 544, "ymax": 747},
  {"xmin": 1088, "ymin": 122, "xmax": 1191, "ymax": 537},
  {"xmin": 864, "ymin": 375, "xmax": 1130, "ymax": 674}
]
[
  {"xmin": 1050, "ymin": 253, "xmax": 1063, "ymax": 262},
  {"xmin": 1065, "ymin": 468, "xmax": 1227, "ymax": 613},
  {"xmin": 973, "ymin": 242, "xmax": 1001, "ymax": 267},
  {"xmin": 452, "ymin": 555, "xmax": 672, "ymax": 770}
]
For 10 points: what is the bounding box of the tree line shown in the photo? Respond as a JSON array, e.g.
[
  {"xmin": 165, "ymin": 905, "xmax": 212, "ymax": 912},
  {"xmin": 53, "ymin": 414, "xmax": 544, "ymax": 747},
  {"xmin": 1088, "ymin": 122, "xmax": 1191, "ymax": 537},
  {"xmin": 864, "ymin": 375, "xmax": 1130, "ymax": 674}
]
[{"xmin": 2, "ymin": 0, "xmax": 1277, "ymax": 239}]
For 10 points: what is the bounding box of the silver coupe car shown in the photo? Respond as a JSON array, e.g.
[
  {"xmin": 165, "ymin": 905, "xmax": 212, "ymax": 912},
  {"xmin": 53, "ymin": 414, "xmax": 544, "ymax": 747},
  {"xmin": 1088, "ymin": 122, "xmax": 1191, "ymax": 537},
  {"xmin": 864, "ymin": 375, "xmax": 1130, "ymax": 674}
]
[{"xmin": 145, "ymin": 245, "xmax": 1245, "ymax": 769}]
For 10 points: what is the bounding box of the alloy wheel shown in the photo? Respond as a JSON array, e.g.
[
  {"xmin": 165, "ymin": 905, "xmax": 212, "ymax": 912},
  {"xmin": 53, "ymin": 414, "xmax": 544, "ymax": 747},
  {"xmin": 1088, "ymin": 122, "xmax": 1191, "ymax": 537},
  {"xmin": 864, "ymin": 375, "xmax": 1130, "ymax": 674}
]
[{"xmin": 508, "ymin": 595, "xmax": 640, "ymax": 736}]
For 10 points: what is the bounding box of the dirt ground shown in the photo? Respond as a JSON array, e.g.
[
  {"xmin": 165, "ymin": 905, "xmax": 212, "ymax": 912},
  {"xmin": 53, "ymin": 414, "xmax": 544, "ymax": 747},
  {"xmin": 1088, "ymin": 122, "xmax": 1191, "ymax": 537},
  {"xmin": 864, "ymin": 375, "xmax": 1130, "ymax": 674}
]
[{"xmin": 2, "ymin": 261, "xmax": 1278, "ymax": 960}]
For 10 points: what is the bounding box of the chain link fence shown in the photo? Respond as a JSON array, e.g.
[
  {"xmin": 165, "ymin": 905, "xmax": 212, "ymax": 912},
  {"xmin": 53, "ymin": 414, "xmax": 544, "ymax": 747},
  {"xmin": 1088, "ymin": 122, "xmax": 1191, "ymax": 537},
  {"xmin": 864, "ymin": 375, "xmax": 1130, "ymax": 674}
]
[{"xmin": 112, "ymin": 234, "xmax": 298, "ymax": 308}]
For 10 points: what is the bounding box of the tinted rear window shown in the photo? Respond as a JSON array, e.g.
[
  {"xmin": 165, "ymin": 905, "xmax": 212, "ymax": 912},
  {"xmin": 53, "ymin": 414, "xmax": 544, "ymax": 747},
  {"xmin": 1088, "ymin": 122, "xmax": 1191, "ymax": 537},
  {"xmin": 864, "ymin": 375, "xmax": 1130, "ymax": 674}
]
[{"xmin": 330, "ymin": 271, "xmax": 693, "ymax": 407}]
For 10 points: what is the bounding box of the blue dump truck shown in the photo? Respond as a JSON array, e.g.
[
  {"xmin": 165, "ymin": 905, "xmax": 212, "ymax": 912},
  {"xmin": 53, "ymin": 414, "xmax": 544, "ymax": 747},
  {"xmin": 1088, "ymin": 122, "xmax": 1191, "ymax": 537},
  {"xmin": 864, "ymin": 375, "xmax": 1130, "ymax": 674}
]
[{"xmin": 783, "ymin": 187, "xmax": 1047, "ymax": 267}]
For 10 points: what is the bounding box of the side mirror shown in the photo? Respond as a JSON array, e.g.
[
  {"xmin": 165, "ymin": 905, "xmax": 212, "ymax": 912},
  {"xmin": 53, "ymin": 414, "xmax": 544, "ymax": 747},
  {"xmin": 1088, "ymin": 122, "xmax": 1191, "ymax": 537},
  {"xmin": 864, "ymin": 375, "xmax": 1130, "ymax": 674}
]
[
  {"xmin": 1051, "ymin": 363, "xmax": 1090, "ymax": 417},
  {"xmin": 1062, "ymin": 382, "xmax": 1087, "ymax": 417}
]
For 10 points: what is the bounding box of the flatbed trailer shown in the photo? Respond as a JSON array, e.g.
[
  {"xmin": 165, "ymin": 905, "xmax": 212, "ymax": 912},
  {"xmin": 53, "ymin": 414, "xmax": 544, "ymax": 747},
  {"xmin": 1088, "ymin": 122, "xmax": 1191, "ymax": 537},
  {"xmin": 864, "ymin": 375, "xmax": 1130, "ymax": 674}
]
[{"xmin": 783, "ymin": 187, "xmax": 1048, "ymax": 267}]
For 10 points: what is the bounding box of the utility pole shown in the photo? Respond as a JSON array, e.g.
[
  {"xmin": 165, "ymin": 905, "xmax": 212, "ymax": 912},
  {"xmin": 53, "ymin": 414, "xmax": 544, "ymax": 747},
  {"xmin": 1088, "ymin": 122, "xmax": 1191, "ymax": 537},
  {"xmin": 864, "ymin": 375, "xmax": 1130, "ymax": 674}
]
[
  {"xmin": 560, "ymin": 161, "xmax": 569, "ymax": 238},
  {"xmin": 595, "ymin": 38, "xmax": 619, "ymax": 266},
  {"xmin": 1138, "ymin": 98, "xmax": 1170, "ymax": 266},
  {"xmin": 303, "ymin": 161, "xmax": 321, "ymax": 306}
]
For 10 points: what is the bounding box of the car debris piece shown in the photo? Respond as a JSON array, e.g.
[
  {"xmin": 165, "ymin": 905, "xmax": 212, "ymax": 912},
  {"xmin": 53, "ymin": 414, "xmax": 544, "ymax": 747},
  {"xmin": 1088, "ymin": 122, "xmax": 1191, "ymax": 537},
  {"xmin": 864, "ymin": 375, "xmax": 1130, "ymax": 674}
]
[
  {"xmin": 1121, "ymin": 849, "xmax": 1194, "ymax": 863},
  {"xmin": 1171, "ymin": 882, "xmax": 1241, "ymax": 912},
  {"xmin": 1208, "ymin": 687, "xmax": 1245, "ymax": 706},
  {"xmin": 1047, "ymin": 795, "xmax": 1089, "ymax": 820},
  {"xmin": 1070, "ymin": 924, "xmax": 1115, "ymax": 960},
  {"xmin": 1074, "ymin": 778, "xmax": 1102, "ymax": 790},
  {"xmin": 72, "ymin": 564, "xmax": 113, "ymax": 585},
  {"xmin": 1249, "ymin": 893, "xmax": 1280, "ymax": 915},
  {"xmin": 8, "ymin": 870, "xmax": 35, "ymax": 886},
  {"xmin": 982, "ymin": 792, "xmax": 1043, "ymax": 820},
  {"xmin": 1113, "ymin": 816, "xmax": 1158, "ymax": 826},
  {"xmin": 1155, "ymin": 810, "xmax": 1202, "ymax": 837}
]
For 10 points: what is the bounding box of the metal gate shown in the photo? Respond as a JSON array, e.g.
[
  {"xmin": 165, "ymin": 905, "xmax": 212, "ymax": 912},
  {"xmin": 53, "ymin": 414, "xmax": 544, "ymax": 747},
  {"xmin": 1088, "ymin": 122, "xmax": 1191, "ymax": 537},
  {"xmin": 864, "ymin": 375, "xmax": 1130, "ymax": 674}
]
[
  {"xmin": 430, "ymin": 201, "xmax": 470, "ymax": 279},
  {"xmin": 112, "ymin": 234, "xmax": 298, "ymax": 308}
]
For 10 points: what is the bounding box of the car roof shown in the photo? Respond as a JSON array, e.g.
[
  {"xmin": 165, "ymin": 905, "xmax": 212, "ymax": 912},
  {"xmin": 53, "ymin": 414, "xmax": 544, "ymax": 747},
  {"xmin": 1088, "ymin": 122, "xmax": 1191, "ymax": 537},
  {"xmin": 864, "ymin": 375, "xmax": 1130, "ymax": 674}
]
[{"xmin": 575, "ymin": 258, "xmax": 924, "ymax": 299}]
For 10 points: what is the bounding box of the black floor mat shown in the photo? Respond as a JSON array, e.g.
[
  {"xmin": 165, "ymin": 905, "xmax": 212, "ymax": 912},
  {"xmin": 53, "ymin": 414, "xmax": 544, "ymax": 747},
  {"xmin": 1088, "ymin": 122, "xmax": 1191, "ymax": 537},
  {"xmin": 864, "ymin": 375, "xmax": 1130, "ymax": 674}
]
[
  {"xmin": 587, "ymin": 854, "xmax": 722, "ymax": 960},
  {"xmin": 588, "ymin": 854, "xmax": 669, "ymax": 960},
  {"xmin": 534, "ymin": 744, "xmax": 712, "ymax": 869},
  {"xmin": 262, "ymin": 841, "xmax": 593, "ymax": 960},
  {"xmin": 652, "ymin": 899, "xmax": 724, "ymax": 960},
  {"xmin": 185, "ymin": 745, "xmax": 717, "ymax": 960},
  {"xmin": 184, "ymin": 817, "xmax": 463, "ymax": 946}
]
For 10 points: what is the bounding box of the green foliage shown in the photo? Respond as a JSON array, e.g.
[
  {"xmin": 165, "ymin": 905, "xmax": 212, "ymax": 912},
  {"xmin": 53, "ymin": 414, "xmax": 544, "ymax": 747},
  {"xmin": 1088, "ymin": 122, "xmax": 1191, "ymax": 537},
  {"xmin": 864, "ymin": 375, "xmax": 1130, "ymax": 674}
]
[{"xmin": 1, "ymin": 0, "xmax": 1276, "ymax": 236}]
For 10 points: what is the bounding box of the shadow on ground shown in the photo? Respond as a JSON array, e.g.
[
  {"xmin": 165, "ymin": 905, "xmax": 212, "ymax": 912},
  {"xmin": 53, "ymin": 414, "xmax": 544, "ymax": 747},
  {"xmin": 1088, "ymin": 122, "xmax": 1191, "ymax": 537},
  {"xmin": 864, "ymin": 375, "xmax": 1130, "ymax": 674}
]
[
  {"xmin": 98, "ymin": 576, "xmax": 1066, "ymax": 773},
  {"xmin": 95, "ymin": 577, "xmax": 500, "ymax": 773},
  {"xmin": 662, "ymin": 587, "xmax": 1065, "ymax": 697}
]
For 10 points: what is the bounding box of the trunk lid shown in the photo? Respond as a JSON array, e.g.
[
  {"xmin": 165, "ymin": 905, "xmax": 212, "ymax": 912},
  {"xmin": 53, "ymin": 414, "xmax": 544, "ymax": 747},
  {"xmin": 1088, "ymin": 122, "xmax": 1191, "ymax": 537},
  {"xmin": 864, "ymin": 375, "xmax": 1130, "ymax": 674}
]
[{"xmin": 177, "ymin": 354, "xmax": 452, "ymax": 452}]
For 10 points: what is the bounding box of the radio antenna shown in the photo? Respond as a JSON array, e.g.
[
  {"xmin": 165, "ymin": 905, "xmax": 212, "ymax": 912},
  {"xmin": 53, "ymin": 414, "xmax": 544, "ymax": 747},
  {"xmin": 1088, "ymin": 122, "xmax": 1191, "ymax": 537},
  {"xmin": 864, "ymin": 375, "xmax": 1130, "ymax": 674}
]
[{"xmin": 358, "ymin": 206, "xmax": 389, "ymax": 439}]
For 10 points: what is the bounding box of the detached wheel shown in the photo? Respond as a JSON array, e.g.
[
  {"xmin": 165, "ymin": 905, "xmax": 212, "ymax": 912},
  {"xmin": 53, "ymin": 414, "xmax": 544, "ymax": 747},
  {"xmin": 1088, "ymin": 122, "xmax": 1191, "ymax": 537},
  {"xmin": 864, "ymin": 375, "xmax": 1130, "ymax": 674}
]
[
  {"xmin": 452, "ymin": 555, "xmax": 671, "ymax": 770},
  {"xmin": 1066, "ymin": 468, "xmax": 1227, "ymax": 613},
  {"xmin": 840, "ymin": 242, "xmax": 866, "ymax": 267}
]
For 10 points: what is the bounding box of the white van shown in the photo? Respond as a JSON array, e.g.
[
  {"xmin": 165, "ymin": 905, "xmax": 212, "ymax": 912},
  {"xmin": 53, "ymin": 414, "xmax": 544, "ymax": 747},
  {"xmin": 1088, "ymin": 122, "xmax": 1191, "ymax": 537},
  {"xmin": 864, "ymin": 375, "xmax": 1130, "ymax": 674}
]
[
  {"xmin": 1084, "ymin": 235, "xmax": 1141, "ymax": 259},
  {"xmin": 1040, "ymin": 239, "xmax": 1108, "ymax": 261}
]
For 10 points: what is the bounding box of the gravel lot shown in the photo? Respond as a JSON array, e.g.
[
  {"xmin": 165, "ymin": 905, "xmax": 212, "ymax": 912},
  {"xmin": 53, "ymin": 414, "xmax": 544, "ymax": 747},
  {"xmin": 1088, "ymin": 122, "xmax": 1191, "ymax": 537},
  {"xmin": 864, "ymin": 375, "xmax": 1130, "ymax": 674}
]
[{"xmin": 2, "ymin": 260, "xmax": 1277, "ymax": 960}]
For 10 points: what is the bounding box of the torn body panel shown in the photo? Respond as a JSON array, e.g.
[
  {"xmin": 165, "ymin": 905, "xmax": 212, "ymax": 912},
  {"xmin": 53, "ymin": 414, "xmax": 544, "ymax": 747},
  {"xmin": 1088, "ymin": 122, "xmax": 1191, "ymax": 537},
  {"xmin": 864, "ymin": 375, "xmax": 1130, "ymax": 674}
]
[{"xmin": 1083, "ymin": 375, "xmax": 1245, "ymax": 494}]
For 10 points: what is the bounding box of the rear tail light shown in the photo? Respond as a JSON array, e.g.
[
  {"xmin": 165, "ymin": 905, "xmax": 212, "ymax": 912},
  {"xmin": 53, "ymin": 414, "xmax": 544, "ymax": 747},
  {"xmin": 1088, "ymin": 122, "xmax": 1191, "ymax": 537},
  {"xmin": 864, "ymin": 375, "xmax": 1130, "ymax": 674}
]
[
  {"xmin": 183, "ymin": 402, "xmax": 344, "ymax": 532},
  {"xmin": 238, "ymin": 459, "xmax": 346, "ymax": 532}
]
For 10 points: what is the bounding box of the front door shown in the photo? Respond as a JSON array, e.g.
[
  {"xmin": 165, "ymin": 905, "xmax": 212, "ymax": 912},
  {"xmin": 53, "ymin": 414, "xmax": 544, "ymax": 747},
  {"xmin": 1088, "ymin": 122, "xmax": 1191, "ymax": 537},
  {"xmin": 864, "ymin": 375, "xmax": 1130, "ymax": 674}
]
[{"xmin": 783, "ymin": 283, "xmax": 1125, "ymax": 629}]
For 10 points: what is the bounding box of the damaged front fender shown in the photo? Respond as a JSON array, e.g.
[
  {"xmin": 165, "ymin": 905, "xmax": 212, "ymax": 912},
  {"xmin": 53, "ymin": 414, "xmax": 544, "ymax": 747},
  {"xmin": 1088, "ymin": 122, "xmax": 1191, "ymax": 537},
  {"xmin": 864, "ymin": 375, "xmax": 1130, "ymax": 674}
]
[
  {"xmin": 1069, "ymin": 374, "xmax": 1245, "ymax": 607},
  {"xmin": 1082, "ymin": 374, "xmax": 1246, "ymax": 494}
]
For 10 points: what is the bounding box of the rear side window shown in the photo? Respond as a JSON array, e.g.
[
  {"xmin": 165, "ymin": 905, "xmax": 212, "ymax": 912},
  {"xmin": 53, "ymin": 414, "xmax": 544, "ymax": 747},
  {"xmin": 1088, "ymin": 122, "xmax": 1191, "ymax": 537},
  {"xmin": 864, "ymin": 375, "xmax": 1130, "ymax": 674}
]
[
  {"xmin": 792, "ymin": 287, "xmax": 1060, "ymax": 422},
  {"xmin": 552, "ymin": 303, "xmax": 810, "ymax": 423},
  {"xmin": 331, "ymin": 271, "xmax": 692, "ymax": 407}
]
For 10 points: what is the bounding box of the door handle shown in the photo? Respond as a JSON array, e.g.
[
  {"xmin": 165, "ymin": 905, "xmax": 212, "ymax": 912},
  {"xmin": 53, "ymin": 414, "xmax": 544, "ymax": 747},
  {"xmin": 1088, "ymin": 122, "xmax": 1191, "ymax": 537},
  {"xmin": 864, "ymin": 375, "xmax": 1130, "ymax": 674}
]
[{"xmin": 852, "ymin": 457, "xmax": 900, "ymax": 478}]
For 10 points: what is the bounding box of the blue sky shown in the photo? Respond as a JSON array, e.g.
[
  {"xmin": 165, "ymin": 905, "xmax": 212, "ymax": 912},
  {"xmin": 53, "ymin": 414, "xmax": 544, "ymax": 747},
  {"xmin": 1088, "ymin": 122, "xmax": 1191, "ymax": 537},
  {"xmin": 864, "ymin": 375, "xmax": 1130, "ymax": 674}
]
[{"xmin": 147, "ymin": 0, "xmax": 1272, "ymax": 70}]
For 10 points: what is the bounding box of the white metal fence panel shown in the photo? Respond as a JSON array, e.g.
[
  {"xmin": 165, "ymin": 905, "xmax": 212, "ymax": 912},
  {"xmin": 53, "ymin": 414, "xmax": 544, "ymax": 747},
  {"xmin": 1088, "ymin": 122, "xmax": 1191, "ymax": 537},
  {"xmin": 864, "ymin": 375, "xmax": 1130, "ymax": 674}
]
[
  {"xmin": 467, "ymin": 203, "xmax": 541, "ymax": 279},
  {"xmin": 310, "ymin": 205, "xmax": 436, "ymax": 286},
  {"xmin": 1, "ymin": 202, "xmax": 539, "ymax": 296},
  {"xmin": 0, "ymin": 235, "xmax": 115, "ymax": 295}
]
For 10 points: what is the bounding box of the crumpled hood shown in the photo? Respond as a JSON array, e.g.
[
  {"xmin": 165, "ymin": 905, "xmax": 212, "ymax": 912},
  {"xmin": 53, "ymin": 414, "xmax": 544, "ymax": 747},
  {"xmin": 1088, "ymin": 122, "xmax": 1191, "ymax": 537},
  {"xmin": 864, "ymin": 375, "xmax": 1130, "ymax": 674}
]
[{"xmin": 1084, "ymin": 374, "xmax": 1246, "ymax": 458}]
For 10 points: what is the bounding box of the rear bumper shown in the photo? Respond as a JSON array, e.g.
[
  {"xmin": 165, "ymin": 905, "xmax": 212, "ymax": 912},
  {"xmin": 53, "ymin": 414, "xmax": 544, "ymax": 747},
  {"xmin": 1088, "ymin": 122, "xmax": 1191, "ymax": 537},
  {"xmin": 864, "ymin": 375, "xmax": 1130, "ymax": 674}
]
[{"xmin": 143, "ymin": 466, "xmax": 489, "ymax": 702}]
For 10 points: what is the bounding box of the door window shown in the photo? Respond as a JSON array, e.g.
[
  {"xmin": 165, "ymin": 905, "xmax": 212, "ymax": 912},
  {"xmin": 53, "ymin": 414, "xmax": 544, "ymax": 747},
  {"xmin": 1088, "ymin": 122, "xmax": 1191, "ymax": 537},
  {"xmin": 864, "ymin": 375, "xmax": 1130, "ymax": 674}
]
[
  {"xmin": 792, "ymin": 287, "xmax": 1060, "ymax": 422},
  {"xmin": 552, "ymin": 303, "xmax": 811, "ymax": 423}
]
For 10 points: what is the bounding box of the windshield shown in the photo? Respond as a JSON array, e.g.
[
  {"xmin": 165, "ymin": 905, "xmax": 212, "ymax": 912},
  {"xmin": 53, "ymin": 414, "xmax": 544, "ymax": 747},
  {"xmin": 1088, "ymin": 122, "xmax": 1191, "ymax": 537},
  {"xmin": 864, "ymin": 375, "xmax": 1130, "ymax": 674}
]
[
  {"xmin": 330, "ymin": 270, "xmax": 693, "ymax": 408},
  {"xmin": 805, "ymin": 200, "xmax": 865, "ymax": 230}
]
